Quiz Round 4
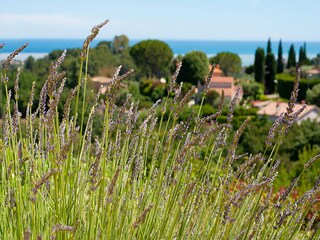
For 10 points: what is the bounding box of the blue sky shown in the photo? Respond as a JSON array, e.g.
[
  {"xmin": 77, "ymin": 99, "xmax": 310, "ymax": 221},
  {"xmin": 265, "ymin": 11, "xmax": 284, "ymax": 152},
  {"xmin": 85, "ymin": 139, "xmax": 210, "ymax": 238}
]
[{"xmin": 1, "ymin": 0, "xmax": 320, "ymax": 41}]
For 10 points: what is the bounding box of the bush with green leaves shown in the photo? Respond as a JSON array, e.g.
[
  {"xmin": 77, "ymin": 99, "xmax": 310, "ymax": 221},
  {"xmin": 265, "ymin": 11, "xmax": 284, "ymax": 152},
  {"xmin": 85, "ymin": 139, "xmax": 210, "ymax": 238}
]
[
  {"xmin": 240, "ymin": 81, "xmax": 264, "ymax": 100},
  {"xmin": 277, "ymin": 73, "xmax": 320, "ymax": 100},
  {"xmin": 306, "ymin": 83, "xmax": 320, "ymax": 106},
  {"xmin": 0, "ymin": 23, "xmax": 319, "ymax": 240}
]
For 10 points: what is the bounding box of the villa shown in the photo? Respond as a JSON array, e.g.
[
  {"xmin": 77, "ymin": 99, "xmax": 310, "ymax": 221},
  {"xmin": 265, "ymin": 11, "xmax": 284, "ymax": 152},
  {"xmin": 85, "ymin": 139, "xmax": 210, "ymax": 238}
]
[{"xmin": 209, "ymin": 65, "xmax": 243, "ymax": 101}]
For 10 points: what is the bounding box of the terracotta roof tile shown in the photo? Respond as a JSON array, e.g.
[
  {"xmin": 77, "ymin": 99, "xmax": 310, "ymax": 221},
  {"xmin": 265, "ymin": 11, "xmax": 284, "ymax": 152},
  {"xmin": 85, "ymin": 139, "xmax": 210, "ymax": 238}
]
[{"xmin": 257, "ymin": 101, "xmax": 320, "ymax": 117}]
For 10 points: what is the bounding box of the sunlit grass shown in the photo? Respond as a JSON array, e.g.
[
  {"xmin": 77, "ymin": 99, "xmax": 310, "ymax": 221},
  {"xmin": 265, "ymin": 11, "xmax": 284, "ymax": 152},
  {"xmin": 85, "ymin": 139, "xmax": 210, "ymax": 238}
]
[{"xmin": 0, "ymin": 21, "xmax": 319, "ymax": 240}]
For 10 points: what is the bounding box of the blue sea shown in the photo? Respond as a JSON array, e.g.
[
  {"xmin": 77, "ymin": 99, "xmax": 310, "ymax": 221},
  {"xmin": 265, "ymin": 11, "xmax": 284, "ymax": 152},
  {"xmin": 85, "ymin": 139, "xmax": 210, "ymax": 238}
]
[{"xmin": 1, "ymin": 39, "xmax": 320, "ymax": 66}]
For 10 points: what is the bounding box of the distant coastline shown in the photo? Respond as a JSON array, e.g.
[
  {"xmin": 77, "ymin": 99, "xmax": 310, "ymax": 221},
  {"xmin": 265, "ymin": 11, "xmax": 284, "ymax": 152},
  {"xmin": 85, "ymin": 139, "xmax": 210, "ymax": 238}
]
[{"xmin": 1, "ymin": 39, "xmax": 319, "ymax": 66}]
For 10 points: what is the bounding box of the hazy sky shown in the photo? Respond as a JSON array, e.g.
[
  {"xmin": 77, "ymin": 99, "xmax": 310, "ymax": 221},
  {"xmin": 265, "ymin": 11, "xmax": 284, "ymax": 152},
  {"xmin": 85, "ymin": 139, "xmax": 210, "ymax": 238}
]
[{"xmin": 1, "ymin": 0, "xmax": 320, "ymax": 41}]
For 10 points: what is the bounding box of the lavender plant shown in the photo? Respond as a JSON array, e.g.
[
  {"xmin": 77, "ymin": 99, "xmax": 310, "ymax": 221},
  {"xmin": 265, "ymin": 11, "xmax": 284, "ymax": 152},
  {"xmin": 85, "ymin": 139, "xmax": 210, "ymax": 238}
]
[{"xmin": 0, "ymin": 21, "xmax": 319, "ymax": 240}]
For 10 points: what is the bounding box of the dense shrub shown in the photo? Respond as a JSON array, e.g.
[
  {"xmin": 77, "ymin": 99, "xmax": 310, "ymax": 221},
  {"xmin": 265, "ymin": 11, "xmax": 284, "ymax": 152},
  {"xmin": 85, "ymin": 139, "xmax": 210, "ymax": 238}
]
[
  {"xmin": 240, "ymin": 81, "xmax": 264, "ymax": 100},
  {"xmin": 277, "ymin": 73, "xmax": 320, "ymax": 100},
  {"xmin": 306, "ymin": 83, "xmax": 320, "ymax": 106}
]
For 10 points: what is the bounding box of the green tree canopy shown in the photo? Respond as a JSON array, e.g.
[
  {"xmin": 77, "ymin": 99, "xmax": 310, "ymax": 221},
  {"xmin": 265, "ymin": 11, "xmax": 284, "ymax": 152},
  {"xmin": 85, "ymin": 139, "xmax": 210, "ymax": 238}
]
[
  {"xmin": 112, "ymin": 34, "xmax": 129, "ymax": 54},
  {"xmin": 240, "ymin": 81, "xmax": 264, "ymax": 100},
  {"xmin": 177, "ymin": 51, "xmax": 209, "ymax": 85},
  {"xmin": 277, "ymin": 40, "xmax": 284, "ymax": 73},
  {"xmin": 209, "ymin": 52, "xmax": 242, "ymax": 76},
  {"xmin": 306, "ymin": 83, "xmax": 320, "ymax": 107},
  {"xmin": 287, "ymin": 44, "xmax": 296, "ymax": 69},
  {"xmin": 203, "ymin": 90, "xmax": 220, "ymax": 105},
  {"xmin": 25, "ymin": 56, "xmax": 35, "ymax": 71},
  {"xmin": 254, "ymin": 48, "xmax": 265, "ymax": 83},
  {"xmin": 311, "ymin": 53, "xmax": 320, "ymax": 67},
  {"xmin": 130, "ymin": 40, "xmax": 173, "ymax": 78}
]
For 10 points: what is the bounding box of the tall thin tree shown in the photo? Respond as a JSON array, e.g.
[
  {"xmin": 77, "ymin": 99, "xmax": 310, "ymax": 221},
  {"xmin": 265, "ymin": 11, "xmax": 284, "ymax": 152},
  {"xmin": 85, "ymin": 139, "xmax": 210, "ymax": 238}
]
[
  {"xmin": 277, "ymin": 40, "xmax": 284, "ymax": 73},
  {"xmin": 265, "ymin": 39, "xmax": 276, "ymax": 94},
  {"xmin": 254, "ymin": 47, "xmax": 265, "ymax": 84},
  {"xmin": 287, "ymin": 44, "xmax": 296, "ymax": 68},
  {"xmin": 267, "ymin": 38, "xmax": 272, "ymax": 54},
  {"xmin": 299, "ymin": 46, "xmax": 304, "ymax": 65}
]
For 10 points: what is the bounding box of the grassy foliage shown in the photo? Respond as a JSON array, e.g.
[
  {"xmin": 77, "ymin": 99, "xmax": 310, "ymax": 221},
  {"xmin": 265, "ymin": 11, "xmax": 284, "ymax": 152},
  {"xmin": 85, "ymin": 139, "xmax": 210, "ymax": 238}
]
[{"xmin": 0, "ymin": 23, "xmax": 320, "ymax": 239}]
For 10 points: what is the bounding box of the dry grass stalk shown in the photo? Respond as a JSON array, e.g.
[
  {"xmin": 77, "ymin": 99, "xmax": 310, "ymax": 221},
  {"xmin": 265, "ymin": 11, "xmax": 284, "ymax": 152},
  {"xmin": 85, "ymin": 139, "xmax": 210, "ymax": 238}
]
[
  {"xmin": 3, "ymin": 43, "xmax": 29, "ymax": 71},
  {"xmin": 81, "ymin": 19, "xmax": 109, "ymax": 58},
  {"xmin": 132, "ymin": 204, "xmax": 153, "ymax": 228}
]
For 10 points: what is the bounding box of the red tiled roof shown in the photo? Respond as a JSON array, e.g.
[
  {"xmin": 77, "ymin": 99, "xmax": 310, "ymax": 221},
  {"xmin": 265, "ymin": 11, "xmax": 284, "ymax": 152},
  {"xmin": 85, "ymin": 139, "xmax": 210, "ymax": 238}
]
[
  {"xmin": 306, "ymin": 69, "xmax": 320, "ymax": 75},
  {"xmin": 210, "ymin": 76, "xmax": 234, "ymax": 83},
  {"xmin": 209, "ymin": 64, "xmax": 223, "ymax": 76},
  {"xmin": 257, "ymin": 101, "xmax": 319, "ymax": 118}
]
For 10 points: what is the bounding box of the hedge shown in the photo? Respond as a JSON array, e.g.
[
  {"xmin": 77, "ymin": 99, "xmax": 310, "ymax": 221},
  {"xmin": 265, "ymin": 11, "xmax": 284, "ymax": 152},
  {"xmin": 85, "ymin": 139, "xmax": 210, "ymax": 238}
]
[{"xmin": 276, "ymin": 73, "xmax": 320, "ymax": 100}]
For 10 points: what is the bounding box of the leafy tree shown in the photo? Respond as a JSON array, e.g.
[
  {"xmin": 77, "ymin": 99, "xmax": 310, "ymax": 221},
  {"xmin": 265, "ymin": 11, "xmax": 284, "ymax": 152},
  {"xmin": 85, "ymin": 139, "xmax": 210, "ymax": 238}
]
[
  {"xmin": 112, "ymin": 34, "xmax": 129, "ymax": 54},
  {"xmin": 62, "ymin": 58, "xmax": 80, "ymax": 88},
  {"xmin": 140, "ymin": 79, "xmax": 166, "ymax": 101},
  {"xmin": 311, "ymin": 53, "xmax": 320, "ymax": 67},
  {"xmin": 96, "ymin": 41, "xmax": 112, "ymax": 50},
  {"xmin": 88, "ymin": 43, "xmax": 117, "ymax": 76},
  {"xmin": 203, "ymin": 90, "xmax": 220, "ymax": 105},
  {"xmin": 296, "ymin": 145, "xmax": 320, "ymax": 191},
  {"xmin": 240, "ymin": 117, "xmax": 272, "ymax": 154},
  {"xmin": 265, "ymin": 39, "xmax": 276, "ymax": 94},
  {"xmin": 277, "ymin": 40, "xmax": 284, "ymax": 73},
  {"xmin": 130, "ymin": 40, "xmax": 173, "ymax": 78},
  {"xmin": 240, "ymin": 81, "xmax": 264, "ymax": 100},
  {"xmin": 280, "ymin": 120, "xmax": 320, "ymax": 161},
  {"xmin": 254, "ymin": 48, "xmax": 265, "ymax": 83},
  {"xmin": 48, "ymin": 50, "xmax": 65, "ymax": 60},
  {"xmin": 116, "ymin": 49, "xmax": 137, "ymax": 76},
  {"xmin": 209, "ymin": 52, "xmax": 242, "ymax": 76},
  {"xmin": 287, "ymin": 44, "xmax": 296, "ymax": 69},
  {"xmin": 177, "ymin": 51, "xmax": 209, "ymax": 85},
  {"xmin": 306, "ymin": 83, "xmax": 320, "ymax": 106},
  {"xmin": 25, "ymin": 56, "xmax": 35, "ymax": 71},
  {"xmin": 245, "ymin": 65, "xmax": 254, "ymax": 74}
]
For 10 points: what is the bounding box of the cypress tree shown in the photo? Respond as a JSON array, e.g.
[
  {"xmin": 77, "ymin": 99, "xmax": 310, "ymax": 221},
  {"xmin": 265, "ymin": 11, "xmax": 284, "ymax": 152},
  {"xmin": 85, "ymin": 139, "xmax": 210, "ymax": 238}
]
[
  {"xmin": 299, "ymin": 46, "xmax": 304, "ymax": 65},
  {"xmin": 276, "ymin": 40, "xmax": 284, "ymax": 73},
  {"xmin": 254, "ymin": 48, "xmax": 265, "ymax": 83},
  {"xmin": 265, "ymin": 39, "xmax": 276, "ymax": 94},
  {"xmin": 267, "ymin": 38, "xmax": 272, "ymax": 54},
  {"xmin": 287, "ymin": 44, "xmax": 296, "ymax": 68},
  {"xmin": 303, "ymin": 42, "xmax": 308, "ymax": 61}
]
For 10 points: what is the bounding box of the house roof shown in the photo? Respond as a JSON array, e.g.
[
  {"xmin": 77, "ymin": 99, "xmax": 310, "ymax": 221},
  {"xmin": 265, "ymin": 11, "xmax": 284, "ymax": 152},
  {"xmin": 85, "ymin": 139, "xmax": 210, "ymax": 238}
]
[
  {"xmin": 306, "ymin": 68, "xmax": 320, "ymax": 75},
  {"xmin": 90, "ymin": 76, "xmax": 113, "ymax": 84},
  {"xmin": 251, "ymin": 100, "xmax": 272, "ymax": 108},
  {"xmin": 90, "ymin": 76, "xmax": 126, "ymax": 94},
  {"xmin": 257, "ymin": 101, "xmax": 320, "ymax": 118},
  {"xmin": 213, "ymin": 65, "xmax": 223, "ymax": 76},
  {"xmin": 210, "ymin": 76, "xmax": 234, "ymax": 84},
  {"xmin": 209, "ymin": 64, "xmax": 224, "ymax": 76},
  {"xmin": 210, "ymin": 86, "xmax": 242, "ymax": 99}
]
